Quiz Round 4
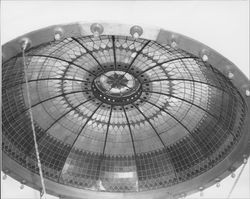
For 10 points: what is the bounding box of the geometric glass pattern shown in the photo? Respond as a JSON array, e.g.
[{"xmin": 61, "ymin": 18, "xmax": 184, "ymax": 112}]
[{"xmin": 2, "ymin": 35, "xmax": 247, "ymax": 192}]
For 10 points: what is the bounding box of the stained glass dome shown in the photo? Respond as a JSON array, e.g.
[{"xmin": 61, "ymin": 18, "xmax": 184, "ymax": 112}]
[{"xmin": 2, "ymin": 23, "xmax": 250, "ymax": 199}]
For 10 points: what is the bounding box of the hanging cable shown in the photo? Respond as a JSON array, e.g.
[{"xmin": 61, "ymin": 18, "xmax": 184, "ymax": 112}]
[
  {"xmin": 227, "ymin": 163, "xmax": 247, "ymax": 199},
  {"xmin": 22, "ymin": 41, "xmax": 47, "ymax": 199}
]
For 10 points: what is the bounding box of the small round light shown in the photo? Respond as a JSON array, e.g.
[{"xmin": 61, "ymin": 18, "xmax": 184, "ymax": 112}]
[
  {"xmin": 243, "ymin": 155, "xmax": 248, "ymax": 164},
  {"xmin": 246, "ymin": 89, "xmax": 250, "ymax": 97},
  {"xmin": 199, "ymin": 187, "xmax": 204, "ymax": 197},
  {"xmin": 20, "ymin": 184, "xmax": 24, "ymax": 189},
  {"xmin": 54, "ymin": 33, "xmax": 62, "ymax": 41},
  {"xmin": 130, "ymin": 25, "xmax": 143, "ymax": 39},
  {"xmin": 19, "ymin": 37, "xmax": 31, "ymax": 50},
  {"xmin": 215, "ymin": 178, "xmax": 221, "ymax": 188},
  {"xmin": 54, "ymin": 27, "xmax": 64, "ymax": 41},
  {"xmin": 231, "ymin": 172, "xmax": 236, "ymax": 178},
  {"xmin": 199, "ymin": 186, "xmax": 204, "ymax": 196},
  {"xmin": 90, "ymin": 23, "xmax": 104, "ymax": 37},
  {"xmin": 228, "ymin": 72, "xmax": 234, "ymax": 79},
  {"xmin": 202, "ymin": 54, "xmax": 208, "ymax": 62},
  {"xmin": 171, "ymin": 40, "xmax": 178, "ymax": 48}
]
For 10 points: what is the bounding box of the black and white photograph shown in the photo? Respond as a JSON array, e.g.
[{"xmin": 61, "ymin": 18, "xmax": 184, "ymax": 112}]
[{"xmin": 1, "ymin": 1, "xmax": 249, "ymax": 199}]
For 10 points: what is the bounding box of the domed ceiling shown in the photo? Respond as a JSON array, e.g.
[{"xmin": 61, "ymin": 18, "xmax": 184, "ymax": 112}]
[{"xmin": 2, "ymin": 23, "xmax": 250, "ymax": 199}]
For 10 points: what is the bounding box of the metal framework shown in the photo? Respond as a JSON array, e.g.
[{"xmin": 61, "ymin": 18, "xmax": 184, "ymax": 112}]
[{"xmin": 2, "ymin": 23, "xmax": 250, "ymax": 199}]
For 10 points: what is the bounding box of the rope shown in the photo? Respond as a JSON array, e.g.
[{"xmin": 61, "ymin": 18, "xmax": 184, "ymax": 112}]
[
  {"xmin": 227, "ymin": 162, "xmax": 247, "ymax": 199},
  {"xmin": 22, "ymin": 49, "xmax": 47, "ymax": 199}
]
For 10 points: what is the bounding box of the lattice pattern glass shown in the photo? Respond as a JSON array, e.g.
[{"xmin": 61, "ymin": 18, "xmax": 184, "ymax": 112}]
[{"xmin": 2, "ymin": 35, "xmax": 246, "ymax": 192}]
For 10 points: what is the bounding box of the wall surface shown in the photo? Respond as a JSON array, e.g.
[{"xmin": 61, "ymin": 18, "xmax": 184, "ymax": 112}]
[{"xmin": 1, "ymin": 1, "xmax": 249, "ymax": 199}]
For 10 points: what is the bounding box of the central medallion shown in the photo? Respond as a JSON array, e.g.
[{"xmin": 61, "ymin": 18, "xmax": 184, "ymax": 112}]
[
  {"xmin": 106, "ymin": 72, "xmax": 129, "ymax": 90},
  {"xmin": 92, "ymin": 70, "xmax": 142, "ymax": 105}
]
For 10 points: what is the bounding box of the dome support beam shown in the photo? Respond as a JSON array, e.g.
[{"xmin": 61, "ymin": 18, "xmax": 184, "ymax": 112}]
[
  {"xmin": 57, "ymin": 102, "xmax": 104, "ymax": 183},
  {"xmin": 72, "ymin": 37, "xmax": 105, "ymax": 72},
  {"xmin": 132, "ymin": 102, "xmax": 166, "ymax": 148},
  {"xmin": 139, "ymin": 97, "xmax": 211, "ymax": 159},
  {"xmin": 102, "ymin": 106, "xmax": 113, "ymax": 155},
  {"xmin": 3, "ymin": 78, "xmax": 89, "ymax": 91},
  {"xmin": 26, "ymin": 54, "xmax": 97, "ymax": 76},
  {"xmin": 144, "ymin": 90, "xmax": 218, "ymax": 120},
  {"xmin": 136, "ymin": 56, "xmax": 197, "ymax": 78},
  {"xmin": 26, "ymin": 97, "xmax": 96, "ymax": 155},
  {"xmin": 112, "ymin": 36, "xmax": 117, "ymax": 70},
  {"xmin": 122, "ymin": 106, "xmax": 140, "ymax": 192},
  {"xmin": 10, "ymin": 90, "xmax": 92, "ymax": 128},
  {"xmin": 142, "ymin": 78, "xmax": 226, "ymax": 93},
  {"xmin": 143, "ymin": 90, "xmax": 238, "ymax": 141},
  {"xmin": 95, "ymin": 105, "xmax": 113, "ymax": 188},
  {"xmin": 131, "ymin": 101, "xmax": 179, "ymax": 182},
  {"xmin": 119, "ymin": 40, "xmax": 151, "ymax": 80},
  {"xmin": 126, "ymin": 40, "xmax": 151, "ymax": 72}
]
